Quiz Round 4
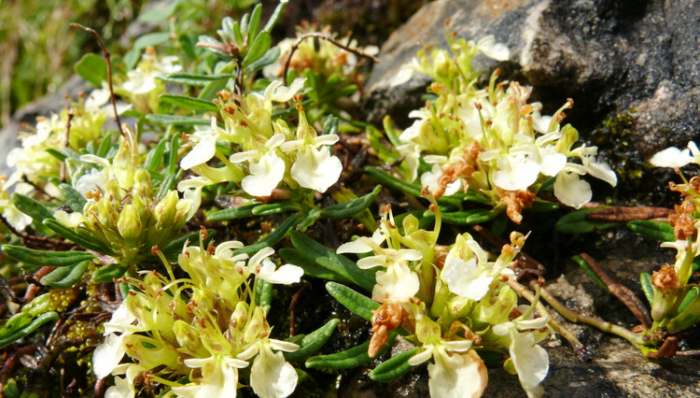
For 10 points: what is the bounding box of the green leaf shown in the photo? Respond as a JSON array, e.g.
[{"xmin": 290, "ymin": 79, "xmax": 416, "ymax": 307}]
[
  {"xmin": 262, "ymin": 0, "xmax": 288, "ymax": 34},
  {"xmin": 43, "ymin": 219, "xmax": 112, "ymax": 254},
  {"xmin": 571, "ymin": 255, "xmax": 607, "ymax": 291},
  {"xmin": 242, "ymin": 31, "xmax": 271, "ymax": 68},
  {"xmin": 251, "ymin": 202, "xmax": 299, "ymax": 216},
  {"xmin": 677, "ymin": 286, "xmax": 700, "ymax": 315},
  {"xmin": 285, "ymin": 319, "xmax": 339, "ymax": 362},
  {"xmin": 39, "ymin": 260, "xmax": 89, "ymax": 288},
  {"xmin": 279, "ymin": 248, "xmax": 353, "ymax": 284},
  {"xmin": 207, "ymin": 204, "xmax": 258, "ymax": 222},
  {"xmin": 291, "ymin": 232, "xmax": 375, "ymax": 291},
  {"xmin": 640, "ymin": 272, "xmax": 653, "ymax": 305},
  {"xmin": 246, "ymin": 3, "xmax": 263, "ymax": 39},
  {"xmin": 555, "ymin": 208, "xmax": 616, "ymax": 234},
  {"xmin": 255, "ymin": 279, "xmax": 273, "ymax": 311},
  {"xmin": 138, "ymin": 1, "xmax": 180, "ymax": 23},
  {"xmin": 325, "ymin": 282, "xmax": 379, "ymax": 321},
  {"xmin": 0, "ymin": 312, "xmax": 59, "ymax": 349},
  {"xmin": 145, "ymin": 114, "xmax": 210, "ymax": 126},
  {"xmin": 436, "ymin": 208, "xmax": 501, "ymax": 225},
  {"xmin": 159, "ymin": 73, "xmax": 230, "ymax": 86},
  {"xmin": 92, "ymin": 264, "xmax": 127, "ymax": 283},
  {"xmin": 59, "ymin": 184, "xmax": 87, "ymax": 213},
  {"xmin": 12, "ymin": 193, "xmax": 53, "ymax": 222},
  {"xmin": 74, "ymin": 53, "xmax": 107, "ymax": 87},
  {"xmin": 46, "ymin": 148, "xmax": 68, "ymax": 161},
  {"xmin": 2, "ymin": 245, "xmax": 93, "ymax": 267},
  {"xmin": 159, "ymin": 95, "xmax": 218, "ymax": 113},
  {"xmin": 626, "ymin": 220, "xmax": 675, "ymax": 242},
  {"xmin": 369, "ymin": 347, "xmax": 420, "ymax": 382},
  {"xmin": 198, "ymin": 78, "xmax": 229, "ymax": 101},
  {"xmin": 236, "ymin": 213, "xmax": 303, "ymax": 255},
  {"xmin": 321, "ymin": 185, "xmax": 381, "ymax": 219},
  {"xmin": 305, "ymin": 340, "xmax": 372, "ymax": 369},
  {"xmin": 246, "ymin": 46, "xmax": 281, "ymax": 73}
]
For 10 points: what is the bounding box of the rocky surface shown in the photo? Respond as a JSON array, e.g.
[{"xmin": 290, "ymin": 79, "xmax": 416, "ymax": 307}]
[{"xmin": 365, "ymin": 0, "xmax": 700, "ymax": 204}]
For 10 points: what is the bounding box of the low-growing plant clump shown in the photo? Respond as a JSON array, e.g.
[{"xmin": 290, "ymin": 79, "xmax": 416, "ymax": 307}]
[{"xmin": 0, "ymin": 2, "xmax": 698, "ymax": 398}]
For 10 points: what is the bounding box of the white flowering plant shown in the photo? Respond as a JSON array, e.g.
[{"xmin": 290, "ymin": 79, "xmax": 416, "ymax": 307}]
[
  {"xmin": 368, "ymin": 35, "xmax": 617, "ymax": 226},
  {"xmin": 2, "ymin": 1, "xmax": 698, "ymax": 397}
]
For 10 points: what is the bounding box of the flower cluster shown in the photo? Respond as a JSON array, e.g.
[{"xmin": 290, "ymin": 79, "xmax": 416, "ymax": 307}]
[
  {"xmin": 338, "ymin": 208, "xmax": 550, "ymax": 398},
  {"xmin": 389, "ymin": 37, "xmax": 616, "ymax": 222},
  {"xmin": 118, "ymin": 48, "xmax": 181, "ymax": 113},
  {"xmin": 644, "ymin": 141, "xmax": 700, "ymax": 333},
  {"xmin": 57, "ymin": 132, "xmax": 199, "ymax": 267},
  {"xmin": 5, "ymin": 88, "xmax": 121, "ymax": 190},
  {"xmin": 264, "ymin": 25, "xmax": 378, "ymax": 82},
  {"xmin": 180, "ymin": 79, "xmax": 343, "ymax": 197},
  {"xmin": 93, "ymin": 240, "xmax": 303, "ymax": 398}
]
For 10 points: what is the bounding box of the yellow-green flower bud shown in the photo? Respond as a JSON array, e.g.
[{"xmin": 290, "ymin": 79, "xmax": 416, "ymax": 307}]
[
  {"xmin": 134, "ymin": 169, "xmax": 153, "ymax": 199},
  {"xmin": 154, "ymin": 191, "xmax": 179, "ymax": 229},
  {"xmin": 117, "ymin": 203, "xmax": 143, "ymax": 241}
]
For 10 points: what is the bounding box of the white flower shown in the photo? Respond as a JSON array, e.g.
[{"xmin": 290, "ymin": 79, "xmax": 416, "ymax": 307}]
[
  {"xmin": 337, "ymin": 224, "xmax": 421, "ymax": 303},
  {"xmin": 246, "ymin": 247, "xmax": 303, "ymax": 285},
  {"xmin": 181, "ymin": 118, "xmax": 226, "ymax": 170},
  {"xmin": 420, "ymin": 156, "xmax": 462, "ymax": 196},
  {"xmin": 649, "ymin": 141, "xmax": 699, "ymax": 168},
  {"xmin": 441, "ymin": 234, "xmax": 513, "ymax": 301},
  {"xmin": 92, "ymin": 302, "xmax": 137, "ymax": 379},
  {"xmin": 230, "ymin": 134, "xmax": 287, "ymax": 197},
  {"xmin": 237, "ymin": 340, "xmax": 299, "ymax": 398},
  {"xmin": 285, "ymin": 134, "xmax": 342, "ymax": 193},
  {"xmin": 263, "ymin": 77, "xmax": 306, "ymax": 103},
  {"xmin": 0, "ymin": 182, "xmax": 33, "ymax": 231},
  {"xmin": 399, "ymin": 110, "xmax": 429, "ymax": 142},
  {"xmin": 476, "ymin": 35, "xmax": 510, "ymax": 61},
  {"xmin": 409, "ymin": 342, "xmax": 487, "ymax": 398},
  {"xmin": 104, "ymin": 364, "xmax": 143, "ymax": 398},
  {"xmin": 54, "ymin": 210, "xmax": 84, "ymax": 228},
  {"xmin": 493, "ymin": 315, "xmax": 549, "ymax": 398},
  {"xmin": 177, "ymin": 176, "xmax": 210, "ymax": 220},
  {"xmin": 553, "ymin": 170, "xmax": 592, "ymax": 209},
  {"xmin": 75, "ymin": 168, "xmax": 108, "ymax": 198},
  {"xmin": 122, "ymin": 55, "xmax": 181, "ymax": 96},
  {"xmin": 492, "ymin": 146, "xmax": 541, "ymax": 191},
  {"xmin": 172, "ymin": 356, "xmax": 248, "ymax": 398}
]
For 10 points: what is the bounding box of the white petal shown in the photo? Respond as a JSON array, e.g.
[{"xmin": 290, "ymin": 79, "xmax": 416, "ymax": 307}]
[
  {"xmin": 511, "ymin": 333, "xmax": 549, "ymax": 391},
  {"xmin": 539, "ymin": 148, "xmax": 567, "ymax": 177},
  {"xmin": 250, "ymin": 346, "xmax": 298, "ymax": 398},
  {"xmin": 649, "ymin": 146, "xmax": 693, "ymax": 168},
  {"xmin": 93, "ymin": 334, "xmax": 126, "ymax": 379},
  {"xmin": 260, "ymin": 264, "xmax": 304, "ymax": 285},
  {"xmin": 268, "ymin": 78, "xmax": 305, "ymax": 102},
  {"xmin": 105, "ymin": 376, "xmax": 134, "ymax": 398},
  {"xmin": 269, "ymin": 339, "xmax": 300, "ymax": 353},
  {"xmin": 290, "ymin": 148, "xmax": 342, "ymax": 193},
  {"xmin": 214, "ymin": 240, "xmax": 245, "ymax": 258},
  {"xmin": 357, "ymin": 255, "xmax": 387, "ymax": 269},
  {"xmin": 399, "ymin": 249, "xmax": 423, "ymax": 262},
  {"xmin": 493, "ymin": 152, "xmax": 540, "ymax": 191},
  {"xmin": 336, "ymin": 237, "xmax": 375, "ymax": 254},
  {"xmin": 443, "ymin": 340, "xmax": 473, "ymax": 353},
  {"xmin": 103, "ymin": 302, "xmax": 136, "ymax": 335},
  {"xmin": 586, "ymin": 159, "xmax": 617, "ymax": 187},
  {"xmin": 314, "ymin": 134, "xmax": 339, "ymax": 146},
  {"xmin": 515, "ymin": 316, "xmax": 549, "ymax": 331},
  {"xmin": 428, "ymin": 351, "xmax": 488, "ymax": 398},
  {"xmin": 372, "ymin": 263, "xmax": 419, "ymax": 303},
  {"xmin": 553, "ymin": 172, "xmax": 592, "ymax": 209},
  {"xmin": 441, "ymin": 257, "xmax": 493, "ymax": 301},
  {"xmin": 242, "ymin": 152, "xmax": 285, "ymax": 197},
  {"xmin": 477, "ymin": 35, "xmax": 510, "ymax": 61},
  {"xmin": 408, "ymin": 348, "xmax": 433, "ymax": 366},
  {"xmin": 249, "ymin": 247, "xmax": 275, "ymax": 269},
  {"xmin": 181, "ymin": 134, "xmax": 217, "ymax": 170}
]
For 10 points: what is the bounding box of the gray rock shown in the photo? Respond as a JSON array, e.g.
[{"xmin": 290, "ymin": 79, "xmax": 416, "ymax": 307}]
[{"xmin": 365, "ymin": 0, "xmax": 700, "ymax": 202}]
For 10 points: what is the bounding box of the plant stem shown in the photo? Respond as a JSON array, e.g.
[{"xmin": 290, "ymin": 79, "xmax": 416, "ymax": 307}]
[
  {"xmin": 524, "ymin": 279, "xmax": 647, "ymax": 347},
  {"xmin": 506, "ymin": 278, "xmax": 588, "ymax": 359}
]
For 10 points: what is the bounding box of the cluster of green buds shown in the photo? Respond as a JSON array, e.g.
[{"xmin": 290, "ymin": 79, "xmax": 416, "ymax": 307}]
[
  {"xmin": 55, "ymin": 132, "xmax": 199, "ymax": 269},
  {"xmin": 641, "ymin": 141, "xmax": 700, "ymax": 334},
  {"xmin": 331, "ymin": 206, "xmax": 550, "ymax": 398},
  {"xmin": 382, "ymin": 36, "xmax": 616, "ymax": 223},
  {"xmin": 92, "ymin": 239, "xmax": 304, "ymax": 398},
  {"xmin": 179, "ymin": 79, "xmax": 343, "ymax": 198}
]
